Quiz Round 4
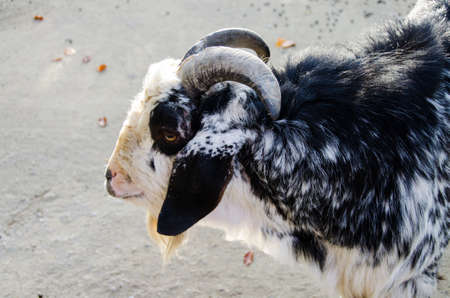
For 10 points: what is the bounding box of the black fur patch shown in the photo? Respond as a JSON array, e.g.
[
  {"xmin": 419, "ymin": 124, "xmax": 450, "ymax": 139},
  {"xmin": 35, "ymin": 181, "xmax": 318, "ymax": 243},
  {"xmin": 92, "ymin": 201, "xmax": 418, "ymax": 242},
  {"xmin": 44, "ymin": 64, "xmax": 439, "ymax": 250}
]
[
  {"xmin": 235, "ymin": 17, "xmax": 448, "ymax": 265},
  {"xmin": 291, "ymin": 229, "xmax": 327, "ymax": 270},
  {"xmin": 150, "ymin": 89, "xmax": 199, "ymax": 155},
  {"xmin": 157, "ymin": 153, "xmax": 233, "ymax": 236}
]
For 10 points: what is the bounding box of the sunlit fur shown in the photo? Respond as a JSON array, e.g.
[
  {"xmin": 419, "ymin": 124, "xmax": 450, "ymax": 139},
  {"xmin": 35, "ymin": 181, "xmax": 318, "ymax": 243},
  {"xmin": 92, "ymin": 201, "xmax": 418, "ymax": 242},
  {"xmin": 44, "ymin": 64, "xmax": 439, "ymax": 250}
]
[
  {"xmin": 106, "ymin": 1, "xmax": 449, "ymax": 296},
  {"xmin": 107, "ymin": 59, "xmax": 186, "ymax": 258}
]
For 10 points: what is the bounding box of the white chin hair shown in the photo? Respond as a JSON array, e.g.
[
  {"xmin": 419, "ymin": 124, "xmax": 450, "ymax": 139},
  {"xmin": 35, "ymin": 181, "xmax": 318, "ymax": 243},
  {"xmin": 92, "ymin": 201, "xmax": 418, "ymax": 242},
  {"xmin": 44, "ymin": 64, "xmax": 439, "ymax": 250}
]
[{"xmin": 122, "ymin": 195, "xmax": 150, "ymax": 208}]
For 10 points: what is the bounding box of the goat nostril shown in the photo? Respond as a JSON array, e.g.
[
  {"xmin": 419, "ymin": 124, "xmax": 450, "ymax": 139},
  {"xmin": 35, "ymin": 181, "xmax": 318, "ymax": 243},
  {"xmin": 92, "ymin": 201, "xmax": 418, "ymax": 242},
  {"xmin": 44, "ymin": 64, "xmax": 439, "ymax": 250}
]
[{"xmin": 105, "ymin": 169, "xmax": 116, "ymax": 180}]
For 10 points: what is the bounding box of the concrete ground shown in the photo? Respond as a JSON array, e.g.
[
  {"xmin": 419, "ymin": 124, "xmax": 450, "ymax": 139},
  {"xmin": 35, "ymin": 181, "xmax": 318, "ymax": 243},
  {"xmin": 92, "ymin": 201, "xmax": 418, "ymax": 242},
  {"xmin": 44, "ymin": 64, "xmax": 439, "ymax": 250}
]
[{"xmin": 0, "ymin": 0, "xmax": 448, "ymax": 297}]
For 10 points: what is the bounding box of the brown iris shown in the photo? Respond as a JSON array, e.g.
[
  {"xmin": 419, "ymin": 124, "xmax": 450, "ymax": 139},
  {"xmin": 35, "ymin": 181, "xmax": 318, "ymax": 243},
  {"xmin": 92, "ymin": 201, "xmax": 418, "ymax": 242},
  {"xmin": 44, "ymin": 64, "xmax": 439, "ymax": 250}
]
[{"xmin": 163, "ymin": 132, "xmax": 178, "ymax": 143}]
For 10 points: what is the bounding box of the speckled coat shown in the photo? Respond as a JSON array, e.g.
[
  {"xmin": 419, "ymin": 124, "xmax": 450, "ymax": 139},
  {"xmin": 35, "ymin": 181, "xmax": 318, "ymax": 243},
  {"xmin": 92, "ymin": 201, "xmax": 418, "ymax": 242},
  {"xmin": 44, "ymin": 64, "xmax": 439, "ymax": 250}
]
[{"xmin": 106, "ymin": 1, "xmax": 449, "ymax": 297}]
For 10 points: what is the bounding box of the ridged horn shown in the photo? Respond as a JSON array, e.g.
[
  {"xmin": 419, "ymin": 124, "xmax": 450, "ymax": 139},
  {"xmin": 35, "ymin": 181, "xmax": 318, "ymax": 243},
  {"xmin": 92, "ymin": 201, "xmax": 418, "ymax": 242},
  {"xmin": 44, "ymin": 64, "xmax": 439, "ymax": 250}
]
[
  {"xmin": 181, "ymin": 28, "xmax": 271, "ymax": 63},
  {"xmin": 178, "ymin": 46, "xmax": 281, "ymax": 120}
]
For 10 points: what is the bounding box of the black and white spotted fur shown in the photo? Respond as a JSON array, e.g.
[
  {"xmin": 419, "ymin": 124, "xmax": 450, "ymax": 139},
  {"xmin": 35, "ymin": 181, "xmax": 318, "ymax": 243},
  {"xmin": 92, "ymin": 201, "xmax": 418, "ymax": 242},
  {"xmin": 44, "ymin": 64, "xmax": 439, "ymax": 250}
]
[{"xmin": 112, "ymin": 1, "xmax": 449, "ymax": 297}]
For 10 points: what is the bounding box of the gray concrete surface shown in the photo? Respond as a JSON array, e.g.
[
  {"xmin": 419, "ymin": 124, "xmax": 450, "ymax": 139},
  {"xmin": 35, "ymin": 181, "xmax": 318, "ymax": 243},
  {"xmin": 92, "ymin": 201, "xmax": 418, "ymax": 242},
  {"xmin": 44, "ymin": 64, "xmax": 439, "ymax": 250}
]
[{"xmin": 0, "ymin": 0, "xmax": 448, "ymax": 297}]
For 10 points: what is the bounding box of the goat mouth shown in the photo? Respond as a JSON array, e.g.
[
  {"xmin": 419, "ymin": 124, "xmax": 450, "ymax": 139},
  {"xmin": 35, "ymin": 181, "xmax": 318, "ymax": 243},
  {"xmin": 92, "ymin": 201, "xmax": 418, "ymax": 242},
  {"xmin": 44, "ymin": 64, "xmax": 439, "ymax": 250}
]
[
  {"xmin": 105, "ymin": 180, "xmax": 144, "ymax": 199},
  {"xmin": 121, "ymin": 192, "xmax": 144, "ymax": 199}
]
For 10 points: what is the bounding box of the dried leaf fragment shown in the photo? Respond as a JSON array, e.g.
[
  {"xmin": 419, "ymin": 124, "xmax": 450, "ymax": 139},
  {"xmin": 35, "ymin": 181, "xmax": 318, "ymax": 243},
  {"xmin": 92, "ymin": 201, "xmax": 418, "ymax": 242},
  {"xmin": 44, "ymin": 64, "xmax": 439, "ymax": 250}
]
[
  {"xmin": 64, "ymin": 47, "xmax": 76, "ymax": 56},
  {"xmin": 82, "ymin": 56, "xmax": 91, "ymax": 64},
  {"xmin": 97, "ymin": 64, "xmax": 107, "ymax": 72},
  {"xmin": 52, "ymin": 57, "xmax": 63, "ymax": 62},
  {"xmin": 276, "ymin": 38, "xmax": 296, "ymax": 49},
  {"xmin": 275, "ymin": 38, "xmax": 285, "ymax": 47},
  {"xmin": 281, "ymin": 40, "xmax": 296, "ymax": 48},
  {"xmin": 34, "ymin": 15, "xmax": 44, "ymax": 21},
  {"xmin": 97, "ymin": 117, "xmax": 107, "ymax": 127},
  {"xmin": 243, "ymin": 251, "xmax": 254, "ymax": 266}
]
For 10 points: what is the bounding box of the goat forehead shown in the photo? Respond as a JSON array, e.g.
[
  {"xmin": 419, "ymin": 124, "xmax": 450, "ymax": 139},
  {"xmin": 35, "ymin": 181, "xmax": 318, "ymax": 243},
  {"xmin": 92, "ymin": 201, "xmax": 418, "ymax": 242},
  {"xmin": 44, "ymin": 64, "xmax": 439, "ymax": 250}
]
[
  {"xmin": 142, "ymin": 58, "xmax": 181, "ymax": 99},
  {"xmin": 151, "ymin": 90, "xmax": 195, "ymax": 122},
  {"xmin": 116, "ymin": 59, "xmax": 185, "ymax": 147}
]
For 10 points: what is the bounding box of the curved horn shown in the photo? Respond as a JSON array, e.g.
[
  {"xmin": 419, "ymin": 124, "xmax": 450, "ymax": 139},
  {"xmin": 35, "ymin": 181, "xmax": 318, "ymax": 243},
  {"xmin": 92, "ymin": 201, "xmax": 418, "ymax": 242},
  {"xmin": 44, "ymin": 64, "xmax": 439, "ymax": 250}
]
[
  {"xmin": 178, "ymin": 46, "xmax": 281, "ymax": 120},
  {"xmin": 181, "ymin": 28, "xmax": 271, "ymax": 63}
]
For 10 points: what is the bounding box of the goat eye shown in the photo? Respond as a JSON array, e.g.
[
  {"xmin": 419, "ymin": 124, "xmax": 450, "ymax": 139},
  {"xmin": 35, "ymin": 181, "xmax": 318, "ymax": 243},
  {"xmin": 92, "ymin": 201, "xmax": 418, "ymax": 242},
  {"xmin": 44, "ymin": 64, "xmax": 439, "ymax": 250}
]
[{"xmin": 163, "ymin": 132, "xmax": 178, "ymax": 143}]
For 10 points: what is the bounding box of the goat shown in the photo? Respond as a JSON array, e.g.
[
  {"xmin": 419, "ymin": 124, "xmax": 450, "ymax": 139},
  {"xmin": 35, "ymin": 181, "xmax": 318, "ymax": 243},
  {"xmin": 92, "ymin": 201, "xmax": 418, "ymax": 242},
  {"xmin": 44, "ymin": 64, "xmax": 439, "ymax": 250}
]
[{"xmin": 105, "ymin": 0, "xmax": 449, "ymax": 297}]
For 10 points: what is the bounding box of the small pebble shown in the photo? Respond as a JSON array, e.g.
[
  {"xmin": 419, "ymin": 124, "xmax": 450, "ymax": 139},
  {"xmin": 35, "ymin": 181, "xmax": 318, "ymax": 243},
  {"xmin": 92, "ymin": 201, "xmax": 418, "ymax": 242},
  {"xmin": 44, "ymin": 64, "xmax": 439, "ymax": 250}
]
[
  {"xmin": 98, "ymin": 116, "xmax": 107, "ymax": 127},
  {"xmin": 82, "ymin": 56, "xmax": 91, "ymax": 64},
  {"xmin": 64, "ymin": 47, "xmax": 76, "ymax": 56}
]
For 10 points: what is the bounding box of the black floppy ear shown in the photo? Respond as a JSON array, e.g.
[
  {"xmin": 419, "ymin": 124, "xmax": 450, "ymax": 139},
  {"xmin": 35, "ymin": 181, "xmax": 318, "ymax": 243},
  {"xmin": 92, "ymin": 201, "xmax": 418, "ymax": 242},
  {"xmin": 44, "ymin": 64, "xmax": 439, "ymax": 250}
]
[{"xmin": 157, "ymin": 154, "xmax": 233, "ymax": 236}]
